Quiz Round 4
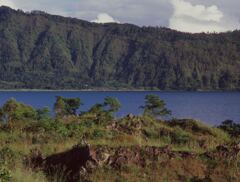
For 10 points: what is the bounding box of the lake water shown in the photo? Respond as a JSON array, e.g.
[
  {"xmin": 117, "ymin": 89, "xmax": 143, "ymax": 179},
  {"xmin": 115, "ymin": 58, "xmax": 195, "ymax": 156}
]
[{"xmin": 0, "ymin": 91, "xmax": 239, "ymax": 125}]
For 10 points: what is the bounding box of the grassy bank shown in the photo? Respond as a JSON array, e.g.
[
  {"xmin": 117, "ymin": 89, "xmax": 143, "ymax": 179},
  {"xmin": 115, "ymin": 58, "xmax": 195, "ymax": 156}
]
[{"xmin": 0, "ymin": 96, "xmax": 239, "ymax": 182}]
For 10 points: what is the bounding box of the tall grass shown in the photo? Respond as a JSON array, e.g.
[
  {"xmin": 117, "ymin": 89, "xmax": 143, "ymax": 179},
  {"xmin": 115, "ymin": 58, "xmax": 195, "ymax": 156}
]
[{"xmin": 12, "ymin": 165, "xmax": 47, "ymax": 182}]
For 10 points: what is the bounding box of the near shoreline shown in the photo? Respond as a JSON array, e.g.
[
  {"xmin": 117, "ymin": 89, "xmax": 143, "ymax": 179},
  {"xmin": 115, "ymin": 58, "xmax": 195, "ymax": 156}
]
[{"xmin": 0, "ymin": 89, "xmax": 239, "ymax": 92}]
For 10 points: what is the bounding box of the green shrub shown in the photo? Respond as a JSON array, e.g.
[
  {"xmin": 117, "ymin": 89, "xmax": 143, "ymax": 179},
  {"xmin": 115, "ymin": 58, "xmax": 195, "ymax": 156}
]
[
  {"xmin": 92, "ymin": 129, "xmax": 106, "ymax": 138},
  {"xmin": 0, "ymin": 147, "xmax": 17, "ymax": 164},
  {"xmin": 140, "ymin": 94, "xmax": 171, "ymax": 118},
  {"xmin": 143, "ymin": 127, "xmax": 159, "ymax": 139},
  {"xmin": 0, "ymin": 162, "xmax": 11, "ymax": 182},
  {"xmin": 0, "ymin": 98, "xmax": 37, "ymax": 124},
  {"xmin": 38, "ymin": 119, "xmax": 54, "ymax": 131},
  {"xmin": 168, "ymin": 119, "xmax": 229, "ymax": 140},
  {"xmin": 66, "ymin": 123, "xmax": 84, "ymax": 138},
  {"xmin": 36, "ymin": 107, "xmax": 51, "ymax": 122},
  {"xmin": 53, "ymin": 122, "xmax": 69, "ymax": 137},
  {"xmin": 172, "ymin": 127, "xmax": 191, "ymax": 145},
  {"xmin": 218, "ymin": 120, "xmax": 240, "ymax": 137},
  {"xmin": 0, "ymin": 147, "xmax": 15, "ymax": 182}
]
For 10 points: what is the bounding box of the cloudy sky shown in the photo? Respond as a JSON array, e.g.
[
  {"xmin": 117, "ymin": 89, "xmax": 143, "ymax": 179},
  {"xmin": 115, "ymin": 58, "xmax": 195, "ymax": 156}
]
[{"xmin": 0, "ymin": 0, "xmax": 239, "ymax": 33}]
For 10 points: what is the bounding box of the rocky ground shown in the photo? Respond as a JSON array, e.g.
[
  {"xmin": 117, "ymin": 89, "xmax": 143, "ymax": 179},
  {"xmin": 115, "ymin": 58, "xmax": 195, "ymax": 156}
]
[
  {"xmin": 1, "ymin": 113, "xmax": 240, "ymax": 182},
  {"xmin": 26, "ymin": 142, "xmax": 240, "ymax": 182}
]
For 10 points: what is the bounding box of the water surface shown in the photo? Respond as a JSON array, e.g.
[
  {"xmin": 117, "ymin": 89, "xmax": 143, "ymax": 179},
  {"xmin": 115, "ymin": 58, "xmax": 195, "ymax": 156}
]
[{"xmin": 0, "ymin": 91, "xmax": 239, "ymax": 125}]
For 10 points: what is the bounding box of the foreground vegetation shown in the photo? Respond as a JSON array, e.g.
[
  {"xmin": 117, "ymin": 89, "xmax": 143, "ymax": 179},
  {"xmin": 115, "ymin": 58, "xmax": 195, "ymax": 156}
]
[
  {"xmin": 0, "ymin": 6, "xmax": 240, "ymax": 90},
  {"xmin": 0, "ymin": 95, "xmax": 239, "ymax": 182}
]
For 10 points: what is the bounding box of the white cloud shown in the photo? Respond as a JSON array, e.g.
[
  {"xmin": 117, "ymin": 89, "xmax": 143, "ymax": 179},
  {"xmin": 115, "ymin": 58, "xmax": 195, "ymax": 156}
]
[
  {"xmin": 172, "ymin": 0, "xmax": 223, "ymax": 22},
  {"xmin": 0, "ymin": 0, "xmax": 16, "ymax": 9},
  {"xmin": 0, "ymin": 0, "xmax": 239, "ymax": 32},
  {"xmin": 91, "ymin": 13, "xmax": 119, "ymax": 23},
  {"xmin": 170, "ymin": 0, "xmax": 226, "ymax": 33}
]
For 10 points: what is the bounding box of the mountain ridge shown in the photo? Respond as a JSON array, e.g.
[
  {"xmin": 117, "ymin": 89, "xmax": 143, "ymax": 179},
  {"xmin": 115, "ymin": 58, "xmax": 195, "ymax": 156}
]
[{"xmin": 0, "ymin": 6, "xmax": 239, "ymax": 90}]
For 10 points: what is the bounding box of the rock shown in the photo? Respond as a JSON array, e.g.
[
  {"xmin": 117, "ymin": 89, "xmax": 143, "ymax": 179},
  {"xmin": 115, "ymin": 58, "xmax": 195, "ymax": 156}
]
[
  {"xmin": 106, "ymin": 122, "xmax": 117, "ymax": 130},
  {"xmin": 161, "ymin": 145, "xmax": 172, "ymax": 154},
  {"xmin": 178, "ymin": 151, "xmax": 195, "ymax": 158},
  {"xmin": 27, "ymin": 144, "xmax": 201, "ymax": 181},
  {"xmin": 233, "ymin": 143, "xmax": 240, "ymax": 151},
  {"xmin": 127, "ymin": 113, "xmax": 134, "ymax": 119},
  {"xmin": 216, "ymin": 145, "xmax": 229, "ymax": 152},
  {"xmin": 85, "ymin": 160, "xmax": 97, "ymax": 172},
  {"xmin": 203, "ymin": 144, "xmax": 240, "ymax": 160},
  {"xmin": 112, "ymin": 156, "xmax": 127, "ymax": 169}
]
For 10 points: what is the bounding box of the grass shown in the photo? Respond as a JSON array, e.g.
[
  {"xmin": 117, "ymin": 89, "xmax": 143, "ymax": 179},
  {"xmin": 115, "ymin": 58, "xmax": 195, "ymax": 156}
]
[
  {"xmin": 12, "ymin": 165, "xmax": 47, "ymax": 182},
  {"xmin": 0, "ymin": 115, "xmax": 239, "ymax": 182}
]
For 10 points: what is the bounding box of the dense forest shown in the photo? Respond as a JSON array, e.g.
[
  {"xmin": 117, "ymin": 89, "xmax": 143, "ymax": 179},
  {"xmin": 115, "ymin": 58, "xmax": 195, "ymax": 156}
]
[{"xmin": 0, "ymin": 6, "xmax": 239, "ymax": 90}]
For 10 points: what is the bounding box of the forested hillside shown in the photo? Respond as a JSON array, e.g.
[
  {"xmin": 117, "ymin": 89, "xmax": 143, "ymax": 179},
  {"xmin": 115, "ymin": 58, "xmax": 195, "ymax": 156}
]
[{"xmin": 0, "ymin": 6, "xmax": 239, "ymax": 90}]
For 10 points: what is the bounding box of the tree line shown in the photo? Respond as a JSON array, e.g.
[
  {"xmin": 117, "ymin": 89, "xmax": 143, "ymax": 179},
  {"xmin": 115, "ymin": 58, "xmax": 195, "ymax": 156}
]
[
  {"xmin": 0, "ymin": 94, "xmax": 171, "ymax": 127},
  {"xmin": 1, "ymin": 94, "xmax": 238, "ymax": 137}
]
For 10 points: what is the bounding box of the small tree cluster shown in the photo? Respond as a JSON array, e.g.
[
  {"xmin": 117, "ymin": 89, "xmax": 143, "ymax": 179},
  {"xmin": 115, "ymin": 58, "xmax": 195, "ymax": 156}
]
[
  {"xmin": 0, "ymin": 98, "xmax": 37, "ymax": 129},
  {"xmin": 141, "ymin": 94, "xmax": 171, "ymax": 118},
  {"xmin": 0, "ymin": 95, "xmax": 172, "ymax": 130},
  {"xmin": 54, "ymin": 96, "xmax": 82, "ymax": 118},
  {"xmin": 88, "ymin": 96, "xmax": 121, "ymax": 122}
]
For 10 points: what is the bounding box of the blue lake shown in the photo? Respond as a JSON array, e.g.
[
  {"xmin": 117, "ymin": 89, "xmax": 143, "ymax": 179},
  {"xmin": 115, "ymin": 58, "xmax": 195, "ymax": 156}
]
[{"xmin": 0, "ymin": 91, "xmax": 239, "ymax": 125}]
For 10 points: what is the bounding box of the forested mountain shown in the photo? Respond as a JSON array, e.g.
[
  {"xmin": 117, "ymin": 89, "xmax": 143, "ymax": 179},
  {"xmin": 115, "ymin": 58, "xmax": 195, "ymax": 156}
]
[{"xmin": 0, "ymin": 6, "xmax": 239, "ymax": 90}]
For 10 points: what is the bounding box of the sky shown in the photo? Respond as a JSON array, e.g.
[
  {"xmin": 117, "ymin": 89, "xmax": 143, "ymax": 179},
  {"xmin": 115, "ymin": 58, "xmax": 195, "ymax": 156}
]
[{"xmin": 0, "ymin": 0, "xmax": 239, "ymax": 33}]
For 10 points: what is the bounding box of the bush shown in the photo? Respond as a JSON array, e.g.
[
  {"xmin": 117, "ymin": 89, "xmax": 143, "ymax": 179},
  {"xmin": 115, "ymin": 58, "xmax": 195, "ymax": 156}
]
[
  {"xmin": 218, "ymin": 120, "xmax": 240, "ymax": 137},
  {"xmin": 92, "ymin": 129, "xmax": 105, "ymax": 138},
  {"xmin": 0, "ymin": 147, "xmax": 15, "ymax": 182},
  {"xmin": 0, "ymin": 147, "xmax": 17, "ymax": 164},
  {"xmin": 48, "ymin": 121, "xmax": 69, "ymax": 137},
  {"xmin": 142, "ymin": 127, "xmax": 159, "ymax": 139},
  {"xmin": 168, "ymin": 119, "xmax": 230, "ymax": 143},
  {"xmin": 0, "ymin": 162, "xmax": 11, "ymax": 182},
  {"xmin": 0, "ymin": 98, "xmax": 37, "ymax": 124},
  {"xmin": 66, "ymin": 123, "xmax": 84, "ymax": 138},
  {"xmin": 172, "ymin": 127, "xmax": 191, "ymax": 145}
]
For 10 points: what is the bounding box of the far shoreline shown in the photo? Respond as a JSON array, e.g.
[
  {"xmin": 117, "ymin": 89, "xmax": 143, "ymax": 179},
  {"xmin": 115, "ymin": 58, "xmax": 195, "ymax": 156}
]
[{"xmin": 0, "ymin": 89, "xmax": 239, "ymax": 92}]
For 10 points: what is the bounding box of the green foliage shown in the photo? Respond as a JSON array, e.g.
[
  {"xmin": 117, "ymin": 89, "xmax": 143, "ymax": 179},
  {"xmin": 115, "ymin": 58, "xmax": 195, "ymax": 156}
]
[
  {"xmin": 88, "ymin": 104, "xmax": 104, "ymax": 114},
  {"xmin": 0, "ymin": 162, "xmax": 11, "ymax": 182},
  {"xmin": 169, "ymin": 119, "xmax": 216, "ymax": 136},
  {"xmin": 172, "ymin": 127, "xmax": 191, "ymax": 145},
  {"xmin": 63, "ymin": 98, "xmax": 82, "ymax": 115},
  {"xmin": 218, "ymin": 120, "xmax": 240, "ymax": 137},
  {"xmin": 54, "ymin": 123, "xmax": 69, "ymax": 137},
  {"xmin": 141, "ymin": 94, "xmax": 171, "ymax": 118},
  {"xmin": 12, "ymin": 166, "xmax": 47, "ymax": 182},
  {"xmin": 92, "ymin": 129, "xmax": 106, "ymax": 138},
  {"xmin": 87, "ymin": 97, "xmax": 121, "ymax": 122},
  {"xmin": 54, "ymin": 96, "xmax": 67, "ymax": 118},
  {"xmin": 36, "ymin": 107, "xmax": 51, "ymax": 121},
  {"xmin": 0, "ymin": 147, "xmax": 16, "ymax": 182},
  {"xmin": 142, "ymin": 127, "xmax": 160, "ymax": 139},
  {"xmin": 0, "ymin": 98, "xmax": 37, "ymax": 125},
  {"xmin": 0, "ymin": 94, "xmax": 237, "ymax": 181},
  {"xmin": 39, "ymin": 120, "xmax": 69, "ymax": 137},
  {"xmin": 54, "ymin": 96, "xmax": 82, "ymax": 117},
  {"xmin": 0, "ymin": 147, "xmax": 16, "ymax": 162},
  {"xmin": 103, "ymin": 97, "xmax": 121, "ymax": 113},
  {"xmin": 168, "ymin": 119, "xmax": 230, "ymax": 144},
  {"xmin": 0, "ymin": 7, "xmax": 239, "ymax": 90}
]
